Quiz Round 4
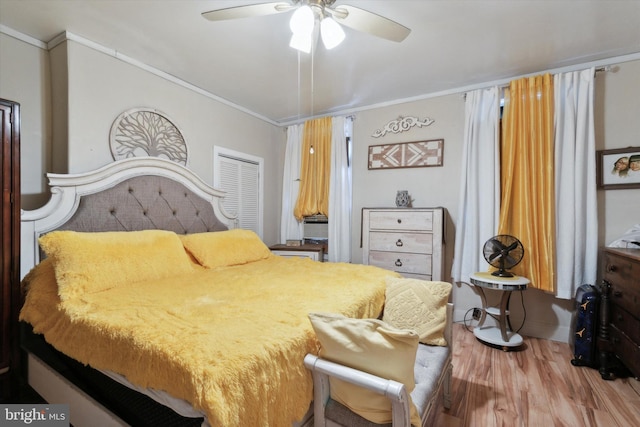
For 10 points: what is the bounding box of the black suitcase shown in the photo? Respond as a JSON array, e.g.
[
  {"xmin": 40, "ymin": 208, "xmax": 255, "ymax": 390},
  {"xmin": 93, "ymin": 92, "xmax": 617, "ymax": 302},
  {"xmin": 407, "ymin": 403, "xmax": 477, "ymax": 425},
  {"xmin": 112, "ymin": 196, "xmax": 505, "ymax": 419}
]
[{"xmin": 570, "ymin": 284, "xmax": 600, "ymax": 368}]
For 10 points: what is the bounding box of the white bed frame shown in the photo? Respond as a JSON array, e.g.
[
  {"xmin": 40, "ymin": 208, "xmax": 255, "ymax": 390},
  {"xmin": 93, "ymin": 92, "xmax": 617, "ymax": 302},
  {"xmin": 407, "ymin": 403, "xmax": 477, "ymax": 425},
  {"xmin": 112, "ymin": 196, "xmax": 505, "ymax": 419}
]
[
  {"xmin": 20, "ymin": 158, "xmax": 317, "ymax": 427},
  {"xmin": 21, "ymin": 157, "xmax": 237, "ymax": 280}
]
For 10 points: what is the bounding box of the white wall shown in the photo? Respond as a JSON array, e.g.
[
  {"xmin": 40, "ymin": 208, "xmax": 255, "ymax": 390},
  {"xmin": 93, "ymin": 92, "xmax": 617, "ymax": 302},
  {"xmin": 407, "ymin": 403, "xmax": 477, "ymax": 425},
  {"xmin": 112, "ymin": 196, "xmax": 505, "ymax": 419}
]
[
  {"xmin": 595, "ymin": 60, "xmax": 640, "ymax": 245},
  {"xmin": 64, "ymin": 39, "xmax": 285, "ymax": 246},
  {"xmin": 2, "ymin": 33, "xmax": 286, "ymax": 246},
  {"xmin": 0, "ymin": 33, "xmax": 51, "ymax": 210}
]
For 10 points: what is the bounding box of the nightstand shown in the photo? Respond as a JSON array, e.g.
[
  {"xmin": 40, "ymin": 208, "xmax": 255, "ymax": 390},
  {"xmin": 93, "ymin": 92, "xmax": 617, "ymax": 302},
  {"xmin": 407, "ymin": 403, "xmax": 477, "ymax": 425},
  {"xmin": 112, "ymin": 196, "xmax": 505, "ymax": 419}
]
[
  {"xmin": 269, "ymin": 243, "xmax": 325, "ymax": 262},
  {"xmin": 470, "ymin": 272, "xmax": 529, "ymax": 350}
]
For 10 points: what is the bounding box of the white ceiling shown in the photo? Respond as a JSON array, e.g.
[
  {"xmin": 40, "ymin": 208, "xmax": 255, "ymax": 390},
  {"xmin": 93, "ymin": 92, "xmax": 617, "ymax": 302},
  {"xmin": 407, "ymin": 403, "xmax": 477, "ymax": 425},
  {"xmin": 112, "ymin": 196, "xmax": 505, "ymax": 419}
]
[{"xmin": 1, "ymin": 0, "xmax": 639, "ymax": 125}]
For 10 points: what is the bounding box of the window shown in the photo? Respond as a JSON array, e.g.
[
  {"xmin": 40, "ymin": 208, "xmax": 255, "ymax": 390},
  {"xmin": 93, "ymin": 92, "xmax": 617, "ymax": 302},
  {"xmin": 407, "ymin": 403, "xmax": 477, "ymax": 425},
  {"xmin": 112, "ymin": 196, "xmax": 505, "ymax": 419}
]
[{"xmin": 213, "ymin": 146, "xmax": 263, "ymax": 237}]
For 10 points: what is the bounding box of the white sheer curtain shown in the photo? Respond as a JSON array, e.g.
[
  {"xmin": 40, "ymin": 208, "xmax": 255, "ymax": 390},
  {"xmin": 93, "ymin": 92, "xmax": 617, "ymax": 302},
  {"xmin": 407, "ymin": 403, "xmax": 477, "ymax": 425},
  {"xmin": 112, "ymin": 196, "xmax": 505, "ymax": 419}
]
[
  {"xmin": 554, "ymin": 68, "xmax": 598, "ymax": 299},
  {"xmin": 280, "ymin": 124, "xmax": 304, "ymax": 243},
  {"xmin": 451, "ymin": 87, "xmax": 501, "ymax": 283},
  {"xmin": 328, "ymin": 116, "xmax": 352, "ymax": 262}
]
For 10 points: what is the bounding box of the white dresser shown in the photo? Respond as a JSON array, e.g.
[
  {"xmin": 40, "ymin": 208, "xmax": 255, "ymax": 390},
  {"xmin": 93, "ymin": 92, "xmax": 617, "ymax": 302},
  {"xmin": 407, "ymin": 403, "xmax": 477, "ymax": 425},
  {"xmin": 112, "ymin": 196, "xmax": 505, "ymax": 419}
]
[{"xmin": 362, "ymin": 207, "xmax": 445, "ymax": 281}]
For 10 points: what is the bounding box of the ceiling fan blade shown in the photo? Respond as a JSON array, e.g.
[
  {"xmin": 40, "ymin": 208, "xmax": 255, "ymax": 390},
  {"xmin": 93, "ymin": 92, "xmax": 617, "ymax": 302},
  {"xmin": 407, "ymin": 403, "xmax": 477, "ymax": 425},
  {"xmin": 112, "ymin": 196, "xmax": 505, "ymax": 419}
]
[
  {"xmin": 330, "ymin": 5, "xmax": 411, "ymax": 42},
  {"xmin": 202, "ymin": 2, "xmax": 293, "ymax": 21}
]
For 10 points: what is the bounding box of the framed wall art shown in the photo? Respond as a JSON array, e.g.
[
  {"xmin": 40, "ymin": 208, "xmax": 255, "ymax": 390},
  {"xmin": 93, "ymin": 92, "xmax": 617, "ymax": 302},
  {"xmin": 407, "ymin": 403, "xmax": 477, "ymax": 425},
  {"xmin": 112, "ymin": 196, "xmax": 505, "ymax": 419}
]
[
  {"xmin": 368, "ymin": 139, "xmax": 444, "ymax": 170},
  {"xmin": 596, "ymin": 146, "xmax": 640, "ymax": 189},
  {"xmin": 109, "ymin": 108, "xmax": 188, "ymax": 165}
]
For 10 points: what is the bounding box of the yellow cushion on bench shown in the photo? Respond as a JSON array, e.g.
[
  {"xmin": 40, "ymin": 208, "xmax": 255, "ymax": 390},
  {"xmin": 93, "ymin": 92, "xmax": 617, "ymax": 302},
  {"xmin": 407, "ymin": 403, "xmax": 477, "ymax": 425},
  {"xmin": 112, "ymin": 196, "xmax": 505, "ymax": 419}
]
[
  {"xmin": 308, "ymin": 312, "xmax": 421, "ymax": 426},
  {"xmin": 383, "ymin": 278, "xmax": 452, "ymax": 346}
]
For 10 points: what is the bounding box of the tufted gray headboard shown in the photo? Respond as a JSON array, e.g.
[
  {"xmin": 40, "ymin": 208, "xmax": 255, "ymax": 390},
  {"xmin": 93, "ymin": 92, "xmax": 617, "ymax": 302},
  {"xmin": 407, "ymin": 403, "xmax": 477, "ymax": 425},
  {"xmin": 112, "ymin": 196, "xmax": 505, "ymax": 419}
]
[
  {"xmin": 21, "ymin": 157, "xmax": 238, "ymax": 279},
  {"xmin": 57, "ymin": 175, "xmax": 228, "ymax": 234}
]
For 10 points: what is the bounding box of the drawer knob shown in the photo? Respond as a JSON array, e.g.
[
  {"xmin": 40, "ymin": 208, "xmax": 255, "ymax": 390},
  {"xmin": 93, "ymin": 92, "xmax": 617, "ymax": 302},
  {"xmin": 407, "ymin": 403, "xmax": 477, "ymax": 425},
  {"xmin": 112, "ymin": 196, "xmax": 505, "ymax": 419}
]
[
  {"xmin": 617, "ymin": 314, "xmax": 623, "ymax": 321},
  {"xmin": 395, "ymin": 259, "xmax": 403, "ymax": 267},
  {"xmin": 613, "ymin": 290, "xmax": 623, "ymax": 298},
  {"xmin": 395, "ymin": 239, "xmax": 403, "ymax": 247},
  {"xmin": 397, "ymin": 218, "xmax": 402, "ymax": 224},
  {"xmin": 607, "ymin": 264, "xmax": 617, "ymax": 273}
]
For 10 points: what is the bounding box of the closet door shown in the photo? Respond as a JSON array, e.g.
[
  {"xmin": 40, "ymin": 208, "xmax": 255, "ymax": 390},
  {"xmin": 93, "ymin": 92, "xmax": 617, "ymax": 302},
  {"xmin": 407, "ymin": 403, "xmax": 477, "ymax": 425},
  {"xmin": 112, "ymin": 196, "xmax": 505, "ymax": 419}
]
[{"xmin": 0, "ymin": 98, "xmax": 20, "ymax": 402}]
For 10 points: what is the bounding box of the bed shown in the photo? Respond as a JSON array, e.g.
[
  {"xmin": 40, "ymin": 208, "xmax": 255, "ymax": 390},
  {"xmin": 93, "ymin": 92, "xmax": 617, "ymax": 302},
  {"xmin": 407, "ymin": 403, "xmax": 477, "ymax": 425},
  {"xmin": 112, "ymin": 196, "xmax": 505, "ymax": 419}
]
[{"xmin": 19, "ymin": 157, "xmax": 398, "ymax": 427}]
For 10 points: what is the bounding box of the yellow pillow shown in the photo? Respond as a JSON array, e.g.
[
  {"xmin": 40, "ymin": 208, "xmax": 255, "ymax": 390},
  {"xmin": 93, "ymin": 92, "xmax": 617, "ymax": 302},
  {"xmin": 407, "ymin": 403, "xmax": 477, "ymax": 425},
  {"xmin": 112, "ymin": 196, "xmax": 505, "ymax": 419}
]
[
  {"xmin": 308, "ymin": 312, "xmax": 421, "ymax": 426},
  {"xmin": 383, "ymin": 277, "xmax": 452, "ymax": 346},
  {"xmin": 39, "ymin": 230, "xmax": 194, "ymax": 301},
  {"xmin": 180, "ymin": 229, "xmax": 271, "ymax": 268}
]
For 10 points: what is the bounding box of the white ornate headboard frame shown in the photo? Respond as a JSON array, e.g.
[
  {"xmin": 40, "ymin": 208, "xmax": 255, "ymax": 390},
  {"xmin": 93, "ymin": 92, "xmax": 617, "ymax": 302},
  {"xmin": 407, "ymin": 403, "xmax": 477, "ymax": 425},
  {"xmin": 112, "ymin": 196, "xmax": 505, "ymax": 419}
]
[{"xmin": 21, "ymin": 157, "xmax": 238, "ymax": 279}]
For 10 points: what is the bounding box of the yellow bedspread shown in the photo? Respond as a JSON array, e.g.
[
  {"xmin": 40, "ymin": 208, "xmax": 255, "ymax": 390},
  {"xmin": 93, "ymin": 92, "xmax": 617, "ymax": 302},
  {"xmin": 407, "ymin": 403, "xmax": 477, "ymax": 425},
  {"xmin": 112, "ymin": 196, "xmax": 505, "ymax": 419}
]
[{"xmin": 20, "ymin": 256, "xmax": 395, "ymax": 426}]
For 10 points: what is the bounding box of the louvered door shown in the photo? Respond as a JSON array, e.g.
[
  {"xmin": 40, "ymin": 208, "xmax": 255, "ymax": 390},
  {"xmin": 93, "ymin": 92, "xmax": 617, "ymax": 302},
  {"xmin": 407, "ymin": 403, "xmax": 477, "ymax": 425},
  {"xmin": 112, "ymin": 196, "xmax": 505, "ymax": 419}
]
[{"xmin": 214, "ymin": 148, "xmax": 262, "ymax": 235}]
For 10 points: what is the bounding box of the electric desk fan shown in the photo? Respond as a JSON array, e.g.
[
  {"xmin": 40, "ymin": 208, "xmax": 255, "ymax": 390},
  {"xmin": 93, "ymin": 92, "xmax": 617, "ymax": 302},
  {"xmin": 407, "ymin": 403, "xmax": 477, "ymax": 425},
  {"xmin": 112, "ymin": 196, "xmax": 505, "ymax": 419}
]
[{"xmin": 482, "ymin": 235, "xmax": 524, "ymax": 277}]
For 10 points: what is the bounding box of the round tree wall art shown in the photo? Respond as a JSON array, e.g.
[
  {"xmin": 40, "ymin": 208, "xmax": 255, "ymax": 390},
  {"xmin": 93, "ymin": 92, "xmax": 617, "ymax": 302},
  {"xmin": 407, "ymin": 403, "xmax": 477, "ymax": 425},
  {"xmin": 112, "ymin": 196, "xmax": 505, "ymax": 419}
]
[{"xmin": 109, "ymin": 108, "xmax": 188, "ymax": 165}]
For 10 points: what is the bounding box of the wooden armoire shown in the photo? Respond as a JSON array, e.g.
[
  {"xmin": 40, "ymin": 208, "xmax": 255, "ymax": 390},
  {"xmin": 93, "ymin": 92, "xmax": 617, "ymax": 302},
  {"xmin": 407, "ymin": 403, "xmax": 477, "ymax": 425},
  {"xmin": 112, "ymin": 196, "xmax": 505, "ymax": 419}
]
[{"xmin": 0, "ymin": 98, "xmax": 20, "ymax": 402}]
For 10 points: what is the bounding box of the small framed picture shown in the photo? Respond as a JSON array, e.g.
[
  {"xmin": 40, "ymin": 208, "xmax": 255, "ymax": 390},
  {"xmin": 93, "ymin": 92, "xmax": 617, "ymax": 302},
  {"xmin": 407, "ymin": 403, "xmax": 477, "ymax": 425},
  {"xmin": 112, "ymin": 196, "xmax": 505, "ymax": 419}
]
[{"xmin": 596, "ymin": 146, "xmax": 640, "ymax": 189}]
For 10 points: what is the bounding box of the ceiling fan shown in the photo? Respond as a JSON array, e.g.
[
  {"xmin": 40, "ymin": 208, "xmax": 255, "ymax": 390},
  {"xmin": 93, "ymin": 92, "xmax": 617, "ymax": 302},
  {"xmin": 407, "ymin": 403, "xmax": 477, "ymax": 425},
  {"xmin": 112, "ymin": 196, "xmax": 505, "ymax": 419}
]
[{"xmin": 202, "ymin": 1, "xmax": 411, "ymax": 52}]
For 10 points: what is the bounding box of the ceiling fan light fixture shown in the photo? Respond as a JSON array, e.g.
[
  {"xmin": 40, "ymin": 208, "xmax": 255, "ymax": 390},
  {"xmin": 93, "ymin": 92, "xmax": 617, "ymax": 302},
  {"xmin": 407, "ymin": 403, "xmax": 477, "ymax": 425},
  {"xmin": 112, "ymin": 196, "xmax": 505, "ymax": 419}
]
[
  {"xmin": 289, "ymin": 5, "xmax": 314, "ymax": 35},
  {"xmin": 320, "ymin": 17, "xmax": 345, "ymax": 49},
  {"xmin": 289, "ymin": 33, "xmax": 312, "ymax": 53}
]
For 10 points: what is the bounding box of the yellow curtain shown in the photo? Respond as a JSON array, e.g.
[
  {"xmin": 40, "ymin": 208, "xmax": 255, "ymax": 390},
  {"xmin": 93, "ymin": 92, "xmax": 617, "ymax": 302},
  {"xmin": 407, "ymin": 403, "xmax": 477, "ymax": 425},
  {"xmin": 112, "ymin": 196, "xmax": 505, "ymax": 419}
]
[
  {"xmin": 498, "ymin": 74, "xmax": 556, "ymax": 292},
  {"xmin": 294, "ymin": 117, "xmax": 332, "ymax": 220}
]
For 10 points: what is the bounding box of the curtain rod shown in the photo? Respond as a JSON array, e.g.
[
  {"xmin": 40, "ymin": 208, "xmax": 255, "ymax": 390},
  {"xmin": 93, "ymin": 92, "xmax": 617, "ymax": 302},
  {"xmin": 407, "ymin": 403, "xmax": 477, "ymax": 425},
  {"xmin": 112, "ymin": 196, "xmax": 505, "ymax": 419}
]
[
  {"xmin": 462, "ymin": 64, "xmax": 615, "ymax": 99},
  {"xmin": 595, "ymin": 65, "xmax": 614, "ymax": 73},
  {"xmin": 283, "ymin": 114, "xmax": 356, "ymax": 129}
]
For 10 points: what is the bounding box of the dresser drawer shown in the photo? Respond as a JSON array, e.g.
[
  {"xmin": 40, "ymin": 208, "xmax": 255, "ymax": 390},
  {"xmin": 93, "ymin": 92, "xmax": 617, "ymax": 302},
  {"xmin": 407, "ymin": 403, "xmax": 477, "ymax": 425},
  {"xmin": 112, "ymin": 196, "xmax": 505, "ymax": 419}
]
[
  {"xmin": 610, "ymin": 304, "xmax": 640, "ymax": 345},
  {"xmin": 401, "ymin": 272, "xmax": 432, "ymax": 281},
  {"xmin": 368, "ymin": 210, "xmax": 433, "ymax": 231},
  {"xmin": 603, "ymin": 251, "xmax": 640, "ymax": 316},
  {"xmin": 271, "ymin": 250, "xmax": 322, "ymax": 261},
  {"xmin": 610, "ymin": 325, "xmax": 640, "ymax": 378},
  {"xmin": 369, "ymin": 231, "xmax": 433, "ymax": 254},
  {"xmin": 368, "ymin": 251, "xmax": 432, "ymax": 275}
]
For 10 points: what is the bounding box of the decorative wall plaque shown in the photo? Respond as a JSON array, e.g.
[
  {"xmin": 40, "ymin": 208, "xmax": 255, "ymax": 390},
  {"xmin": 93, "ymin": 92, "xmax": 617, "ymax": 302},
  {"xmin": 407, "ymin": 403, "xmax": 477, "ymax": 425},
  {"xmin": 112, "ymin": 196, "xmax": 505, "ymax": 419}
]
[
  {"xmin": 372, "ymin": 116, "xmax": 435, "ymax": 138},
  {"xmin": 109, "ymin": 108, "xmax": 188, "ymax": 165},
  {"xmin": 368, "ymin": 139, "xmax": 444, "ymax": 170}
]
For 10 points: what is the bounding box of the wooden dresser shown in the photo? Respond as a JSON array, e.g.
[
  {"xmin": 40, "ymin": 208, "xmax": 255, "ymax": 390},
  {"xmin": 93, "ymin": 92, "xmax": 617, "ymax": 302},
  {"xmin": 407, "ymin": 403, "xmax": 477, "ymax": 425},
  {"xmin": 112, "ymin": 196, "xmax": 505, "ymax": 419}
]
[
  {"xmin": 1, "ymin": 99, "xmax": 20, "ymax": 401},
  {"xmin": 362, "ymin": 207, "xmax": 445, "ymax": 281},
  {"xmin": 598, "ymin": 247, "xmax": 640, "ymax": 380}
]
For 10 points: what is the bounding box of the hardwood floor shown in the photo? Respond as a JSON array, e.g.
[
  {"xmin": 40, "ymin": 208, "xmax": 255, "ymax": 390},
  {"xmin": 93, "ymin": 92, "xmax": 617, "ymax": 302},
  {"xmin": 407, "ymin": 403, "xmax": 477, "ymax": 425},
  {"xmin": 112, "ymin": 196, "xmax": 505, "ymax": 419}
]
[{"xmin": 428, "ymin": 323, "xmax": 640, "ymax": 427}]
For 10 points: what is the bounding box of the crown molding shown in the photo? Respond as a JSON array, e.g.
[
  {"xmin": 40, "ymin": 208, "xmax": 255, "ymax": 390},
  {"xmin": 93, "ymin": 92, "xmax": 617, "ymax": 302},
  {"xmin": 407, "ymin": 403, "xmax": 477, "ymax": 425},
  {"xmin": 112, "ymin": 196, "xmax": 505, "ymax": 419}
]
[
  {"xmin": 1, "ymin": 26, "xmax": 279, "ymax": 127},
  {"xmin": 3, "ymin": 25, "xmax": 640, "ymax": 128},
  {"xmin": 0, "ymin": 24, "xmax": 48, "ymax": 49}
]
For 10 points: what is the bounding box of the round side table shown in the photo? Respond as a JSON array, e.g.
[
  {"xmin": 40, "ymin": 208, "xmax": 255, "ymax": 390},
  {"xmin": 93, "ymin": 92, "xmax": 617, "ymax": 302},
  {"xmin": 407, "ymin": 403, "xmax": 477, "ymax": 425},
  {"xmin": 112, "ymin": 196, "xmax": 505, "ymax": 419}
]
[{"xmin": 469, "ymin": 272, "xmax": 529, "ymax": 350}]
